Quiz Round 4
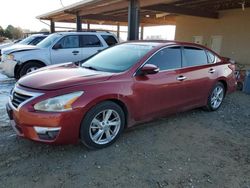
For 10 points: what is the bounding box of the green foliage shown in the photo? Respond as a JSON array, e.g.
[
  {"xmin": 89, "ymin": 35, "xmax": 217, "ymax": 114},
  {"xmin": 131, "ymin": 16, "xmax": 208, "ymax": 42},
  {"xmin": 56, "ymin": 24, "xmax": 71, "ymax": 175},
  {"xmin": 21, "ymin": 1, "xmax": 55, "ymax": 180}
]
[
  {"xmin": 0, "ymin": 25, "xmax": 24, "ymax": 39},
  {"xmin": 0, "ymin": 26, "xmax": 4, "ymax": 37}
]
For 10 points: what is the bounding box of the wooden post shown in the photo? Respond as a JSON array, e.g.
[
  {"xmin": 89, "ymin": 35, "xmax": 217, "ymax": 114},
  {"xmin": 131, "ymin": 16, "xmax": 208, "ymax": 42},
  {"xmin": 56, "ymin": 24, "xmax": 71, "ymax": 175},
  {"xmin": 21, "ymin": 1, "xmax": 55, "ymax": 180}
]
[
  {"xmin": 50, "ymin": 20, "xmax": 55, "ymax": 33},
  {"xmin": 117, "ymin": 23, "xmax": 120, "ymax": 40},
  {"xmin": 128, "ymin": 0, "xmax": 140, "ymax": 40},
  {"xmin": 76, "ymin": 13, "xmax": 82, "ymax": 32},
  {"xmin": 140, "ymin": 25, "xmax": 144, "ymax": 40}
]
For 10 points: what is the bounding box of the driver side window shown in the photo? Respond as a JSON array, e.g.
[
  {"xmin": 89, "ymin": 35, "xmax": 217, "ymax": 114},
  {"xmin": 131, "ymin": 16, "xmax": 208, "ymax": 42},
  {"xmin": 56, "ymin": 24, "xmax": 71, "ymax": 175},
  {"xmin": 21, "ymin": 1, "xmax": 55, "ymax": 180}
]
[
  {"xmin": 146, "ymin": 47, "xmax": 182, "ymax": 71},
  {"xmin": 57, "ymin": 35, "xmax": 79, "ymax": 49}
]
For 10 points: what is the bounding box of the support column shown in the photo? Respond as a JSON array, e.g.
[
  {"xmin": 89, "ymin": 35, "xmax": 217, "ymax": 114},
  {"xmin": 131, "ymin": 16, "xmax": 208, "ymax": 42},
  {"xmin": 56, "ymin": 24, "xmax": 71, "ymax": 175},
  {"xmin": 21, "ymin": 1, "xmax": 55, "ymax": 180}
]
[
  {"xmin": 87, "ymin": 23, "xmax": 90, "ymax": 30},
  {"xmin": 117, "ymin": 23, "xmax": 120, "ymax": 40},
  {"xmin": 76, "ymin": 14, "xmax": 82, "ymax": 32},
  {"xmin": 140, "ymin": 25, "xmax": 144, "ymax": 40},
  {"xmin": 50, "ymin": 20, "xmax": 55, "ymax": 33},
  {"xmin": 128, "ymin": 0, "xmax": 140, "ymax": 40}
]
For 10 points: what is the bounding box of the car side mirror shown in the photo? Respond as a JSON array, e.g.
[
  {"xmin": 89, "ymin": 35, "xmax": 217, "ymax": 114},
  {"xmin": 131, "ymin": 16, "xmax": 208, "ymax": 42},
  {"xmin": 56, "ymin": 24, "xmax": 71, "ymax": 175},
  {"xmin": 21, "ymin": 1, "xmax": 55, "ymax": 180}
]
[
  {"xmin": 53, "ymin": 43, "xmax": 62, "ymax": 50},
  {"xmin": 137, "ymin": 64, "xmax": 159, "ymax": 76}
]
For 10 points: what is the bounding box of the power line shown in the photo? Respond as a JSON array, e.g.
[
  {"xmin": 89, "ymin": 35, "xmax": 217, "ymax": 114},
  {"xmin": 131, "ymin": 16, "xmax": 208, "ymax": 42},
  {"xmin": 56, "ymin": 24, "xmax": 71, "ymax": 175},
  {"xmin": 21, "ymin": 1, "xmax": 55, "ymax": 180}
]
[{"xmin": 60, "ymin": 0, "xmax": 65, "ymax": 7}]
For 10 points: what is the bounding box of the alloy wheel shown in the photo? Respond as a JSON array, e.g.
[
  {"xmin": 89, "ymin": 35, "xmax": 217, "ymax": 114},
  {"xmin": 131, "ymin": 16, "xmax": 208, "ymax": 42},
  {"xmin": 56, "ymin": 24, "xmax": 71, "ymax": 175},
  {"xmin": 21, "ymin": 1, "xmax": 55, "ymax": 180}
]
[
  {"xmin": 211, "ymin": 85, "xmax": 224, "ymax": 109},
  {"xmin": 89, "ymin": 109, "xmax": 121, "ymax": 145}
]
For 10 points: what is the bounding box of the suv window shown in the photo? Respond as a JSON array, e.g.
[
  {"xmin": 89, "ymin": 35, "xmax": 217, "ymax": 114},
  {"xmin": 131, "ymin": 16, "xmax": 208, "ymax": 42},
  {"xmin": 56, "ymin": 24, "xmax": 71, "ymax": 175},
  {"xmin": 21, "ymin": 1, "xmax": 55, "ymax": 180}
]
[
  {"xmin": 57, "ymin": 35, "xmax": 79, "ymax": 49},
  {"xmin": 146, "ymin": 47, "xmax": 182, "ymax": 71},
  {"xmin": 29, "ymin": 36, "xmax": 46, "ymax": 45},
  {"xmin": 101, "ymin": 35, "xmax": 117, "ymax": 47},
  {"xmin": 183, "ymin": 47, "xmax": 208, "ymax": 67},
  {"xmin": 80, "ymin": 35, "xmax": 102, "ymax": 47}
]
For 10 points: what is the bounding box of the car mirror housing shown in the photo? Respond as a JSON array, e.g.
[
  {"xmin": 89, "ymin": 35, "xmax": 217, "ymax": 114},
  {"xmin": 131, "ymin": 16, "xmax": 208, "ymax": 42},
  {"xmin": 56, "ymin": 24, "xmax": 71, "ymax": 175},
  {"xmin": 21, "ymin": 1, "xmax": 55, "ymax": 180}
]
[{"xmin": 137, "ymin": 64, "xmax": 160, "ymax": 76}]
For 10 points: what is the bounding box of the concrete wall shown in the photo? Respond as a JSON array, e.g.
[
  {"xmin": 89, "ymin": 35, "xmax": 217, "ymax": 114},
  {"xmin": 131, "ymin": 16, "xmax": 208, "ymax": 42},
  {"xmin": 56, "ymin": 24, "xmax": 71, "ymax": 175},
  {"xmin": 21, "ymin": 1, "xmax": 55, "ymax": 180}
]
[{"xmin": 175, "ymin": 8, "xmax": 250, "ymax": 69}]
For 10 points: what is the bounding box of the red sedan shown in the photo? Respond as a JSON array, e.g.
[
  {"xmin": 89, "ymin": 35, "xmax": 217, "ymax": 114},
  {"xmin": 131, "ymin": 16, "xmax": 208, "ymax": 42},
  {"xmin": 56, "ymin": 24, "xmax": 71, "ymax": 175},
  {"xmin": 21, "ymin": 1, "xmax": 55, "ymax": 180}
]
[{"xmin": 6, "ymin": 41, "xmax": 236, "ymax": 149}]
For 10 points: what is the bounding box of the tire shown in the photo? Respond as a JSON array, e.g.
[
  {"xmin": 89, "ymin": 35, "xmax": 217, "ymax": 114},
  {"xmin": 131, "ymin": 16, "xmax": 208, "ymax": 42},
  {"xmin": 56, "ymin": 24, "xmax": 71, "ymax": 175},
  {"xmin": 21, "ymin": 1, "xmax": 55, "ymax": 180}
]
[
  {"xmin": 205, "ymin": 82, "xmax": 225, "ymax": 111},
  {"xmin": 80, "ymin": 101, "xmax": 125, "ymax": 149},
  {"xmin": 18, "ymin": 62, "xmax": 44, "ymax": 78}
]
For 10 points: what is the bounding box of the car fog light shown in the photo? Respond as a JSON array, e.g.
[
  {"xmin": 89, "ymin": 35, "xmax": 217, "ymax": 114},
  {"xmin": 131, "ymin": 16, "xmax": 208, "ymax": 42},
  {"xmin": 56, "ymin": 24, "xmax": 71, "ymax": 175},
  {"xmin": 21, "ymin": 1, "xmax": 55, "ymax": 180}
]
[{"xmin": 34, "ymin": 127, "xmax": 61, "ymax": 140}]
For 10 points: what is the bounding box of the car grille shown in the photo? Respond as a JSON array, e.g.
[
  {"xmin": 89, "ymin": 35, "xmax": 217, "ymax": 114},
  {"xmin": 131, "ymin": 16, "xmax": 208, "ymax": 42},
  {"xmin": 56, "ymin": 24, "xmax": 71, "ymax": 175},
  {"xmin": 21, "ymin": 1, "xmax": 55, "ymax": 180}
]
[{"xmin": 11, "ymin": 91, "xmax": 32, "ymax": 108}]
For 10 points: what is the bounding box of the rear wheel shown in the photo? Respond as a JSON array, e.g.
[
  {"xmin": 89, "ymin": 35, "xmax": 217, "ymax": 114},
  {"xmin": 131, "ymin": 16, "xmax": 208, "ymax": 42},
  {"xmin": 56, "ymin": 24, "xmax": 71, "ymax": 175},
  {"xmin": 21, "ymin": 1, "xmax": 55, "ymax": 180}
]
[
  {"xmin": 19, "ymin": 62, "xmax": 44, "ymax": 78},
  {"xmin": 205, "ymin": 82, "xmax": 225, "ymax": 111},
  {"xmin": 80, "ymin": 101, "xmax": 125, "ymax": 149}
]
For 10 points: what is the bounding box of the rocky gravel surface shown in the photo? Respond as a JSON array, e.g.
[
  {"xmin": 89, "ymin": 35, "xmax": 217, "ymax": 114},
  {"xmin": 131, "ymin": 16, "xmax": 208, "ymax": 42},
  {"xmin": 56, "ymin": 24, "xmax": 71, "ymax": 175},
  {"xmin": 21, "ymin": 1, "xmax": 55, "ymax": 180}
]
[{"xmin": 0, "ymin": 76, "xmax": 249, "ymax": 188}]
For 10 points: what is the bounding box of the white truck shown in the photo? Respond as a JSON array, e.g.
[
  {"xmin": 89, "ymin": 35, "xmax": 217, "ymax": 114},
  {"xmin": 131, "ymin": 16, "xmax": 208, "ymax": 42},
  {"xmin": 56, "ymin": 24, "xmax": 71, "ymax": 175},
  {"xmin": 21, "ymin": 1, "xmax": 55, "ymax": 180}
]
[{"xmin": 0, "ymin": 31, "xmax": 118, "ymax": 79}]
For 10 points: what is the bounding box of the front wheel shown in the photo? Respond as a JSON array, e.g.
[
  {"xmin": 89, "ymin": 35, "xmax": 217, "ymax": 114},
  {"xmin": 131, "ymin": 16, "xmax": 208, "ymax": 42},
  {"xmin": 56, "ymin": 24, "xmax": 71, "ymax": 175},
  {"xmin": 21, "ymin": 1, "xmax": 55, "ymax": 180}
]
[
  {"xmin": 205, "ymin": 82, "xmax": 225, "ymax": 111},
  {"xmin": 80, "ymin": 101, "xmax": 125, "ymax": 149},
  {"xmin": 18, "ymin": 62, "xmax": 44, "ymax": 78}
]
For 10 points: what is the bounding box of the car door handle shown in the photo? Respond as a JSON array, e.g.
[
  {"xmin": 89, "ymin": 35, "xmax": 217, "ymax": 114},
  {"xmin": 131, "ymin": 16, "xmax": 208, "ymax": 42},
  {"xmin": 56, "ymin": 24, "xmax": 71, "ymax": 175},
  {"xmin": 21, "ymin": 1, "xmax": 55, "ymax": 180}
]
[
  {"xmin": 177, "ymin": 75, "xmax": 187, "ymax": 81},
  {"xmin": 72, "ymin": 51, "xmax": 79, "ymax": 55},
  {"xmin": 209, "ymin": 68, "xmax": 216, "ymax": 74}
]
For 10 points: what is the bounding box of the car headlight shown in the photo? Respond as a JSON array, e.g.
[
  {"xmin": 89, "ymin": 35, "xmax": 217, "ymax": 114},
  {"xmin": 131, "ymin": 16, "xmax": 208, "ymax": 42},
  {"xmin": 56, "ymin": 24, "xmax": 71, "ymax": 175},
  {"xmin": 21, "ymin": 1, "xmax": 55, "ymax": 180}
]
[
  {"xmin": 34, "ymin": 91, "xmax": 84, "ymax": 112},
  {"xmin": 6, "ymin": 54, "xmax": 14, "ymax": 61}
]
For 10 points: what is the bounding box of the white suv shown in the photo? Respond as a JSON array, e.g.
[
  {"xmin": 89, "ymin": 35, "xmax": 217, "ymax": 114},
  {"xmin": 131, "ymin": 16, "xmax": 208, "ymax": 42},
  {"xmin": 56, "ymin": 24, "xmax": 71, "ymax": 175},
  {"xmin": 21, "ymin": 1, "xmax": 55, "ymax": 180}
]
[{"xmin": 0, "ymin": 31, "xmax": 118, "ymax": 79}]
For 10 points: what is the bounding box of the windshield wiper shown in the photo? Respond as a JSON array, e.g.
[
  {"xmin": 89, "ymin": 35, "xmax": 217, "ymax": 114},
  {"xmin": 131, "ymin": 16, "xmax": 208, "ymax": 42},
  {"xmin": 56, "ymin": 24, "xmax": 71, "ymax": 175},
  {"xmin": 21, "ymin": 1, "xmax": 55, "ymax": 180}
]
[{"xmin": 82, "ymin": 65, "xmax": 99, "ymax": 71}]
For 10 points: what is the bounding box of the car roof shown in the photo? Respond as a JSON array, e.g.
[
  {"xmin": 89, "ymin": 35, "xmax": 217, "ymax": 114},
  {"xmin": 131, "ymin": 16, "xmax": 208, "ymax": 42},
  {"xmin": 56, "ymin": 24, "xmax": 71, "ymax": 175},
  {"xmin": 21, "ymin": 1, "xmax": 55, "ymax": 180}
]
[
  {"xmin": 125, "ymin": 40, "xmax": 209, "ymax": 49},
  {"xmin": 56, "ymin": 31, "xmax": 114, "ymax": 36}
]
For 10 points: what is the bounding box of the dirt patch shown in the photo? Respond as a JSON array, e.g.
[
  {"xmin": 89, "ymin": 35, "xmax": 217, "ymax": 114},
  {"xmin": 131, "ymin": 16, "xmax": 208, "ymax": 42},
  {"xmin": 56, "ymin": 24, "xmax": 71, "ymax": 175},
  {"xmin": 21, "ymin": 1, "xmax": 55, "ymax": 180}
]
[{"xmin": 0, "ymin": 91, "xmax": 249, "ymax": 188}]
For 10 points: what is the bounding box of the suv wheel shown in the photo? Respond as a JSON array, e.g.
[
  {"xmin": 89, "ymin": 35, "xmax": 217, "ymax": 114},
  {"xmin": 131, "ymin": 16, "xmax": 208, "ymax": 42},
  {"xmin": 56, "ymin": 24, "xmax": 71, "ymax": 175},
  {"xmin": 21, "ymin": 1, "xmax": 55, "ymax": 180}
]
[
  {"xmin": 80, "ymin": 101, "xmax": 125, "ymax": 149},
  {"xmin": 19, "ymin": 62, "xmax": 44, "ymax": 78}
]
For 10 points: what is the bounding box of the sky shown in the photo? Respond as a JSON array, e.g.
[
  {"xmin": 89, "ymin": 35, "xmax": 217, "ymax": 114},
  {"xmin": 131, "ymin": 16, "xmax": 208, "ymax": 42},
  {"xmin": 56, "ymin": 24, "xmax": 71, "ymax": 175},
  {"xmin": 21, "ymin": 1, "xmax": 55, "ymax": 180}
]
[
  {"xmin": 0, "ymin": 0, "xmax": 82, "ymax": 31},
  {"xmin": 0, "ymin": 0, "xmax": 176, "ymax": 40}
]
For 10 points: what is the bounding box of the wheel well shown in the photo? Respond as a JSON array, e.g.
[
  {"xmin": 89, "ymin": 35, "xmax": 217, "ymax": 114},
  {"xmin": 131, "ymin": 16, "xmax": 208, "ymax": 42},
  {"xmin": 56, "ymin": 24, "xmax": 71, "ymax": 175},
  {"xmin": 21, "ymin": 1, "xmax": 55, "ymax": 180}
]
[
  {"xmin": 14, "ymin": 60, "xmax": 46, "ymax": 79},
  {"xmin": 218, "ymin": 80, "xmax": 228, "ymax": 94},
  {"xmin": 108, "ymin": 99, "xmax": 129, "ymax": 128}
]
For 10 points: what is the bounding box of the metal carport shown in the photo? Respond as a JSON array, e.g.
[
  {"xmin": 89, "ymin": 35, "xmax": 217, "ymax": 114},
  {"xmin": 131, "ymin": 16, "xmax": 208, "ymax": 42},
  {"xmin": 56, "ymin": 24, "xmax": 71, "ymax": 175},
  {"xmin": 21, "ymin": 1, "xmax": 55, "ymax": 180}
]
[{"xmin": 37, "ymin": 0, "xmax": 250, "ymax": 40}]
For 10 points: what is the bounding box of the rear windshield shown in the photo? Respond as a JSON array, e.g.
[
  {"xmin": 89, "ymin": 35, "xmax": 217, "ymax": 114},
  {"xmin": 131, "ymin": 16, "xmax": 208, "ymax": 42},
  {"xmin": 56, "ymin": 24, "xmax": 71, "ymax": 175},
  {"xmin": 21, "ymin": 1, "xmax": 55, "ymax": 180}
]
[{"xmin": 82, "ymin": 44, "xmax": 153, "ymax": 73}]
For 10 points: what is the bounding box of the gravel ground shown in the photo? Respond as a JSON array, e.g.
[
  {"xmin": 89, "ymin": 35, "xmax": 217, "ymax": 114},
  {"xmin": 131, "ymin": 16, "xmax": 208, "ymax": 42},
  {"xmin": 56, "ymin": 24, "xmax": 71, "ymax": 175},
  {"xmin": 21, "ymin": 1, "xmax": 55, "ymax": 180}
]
[{"xmin": 0, "ymin": 75, "xmax": 249, "ymax": 188}]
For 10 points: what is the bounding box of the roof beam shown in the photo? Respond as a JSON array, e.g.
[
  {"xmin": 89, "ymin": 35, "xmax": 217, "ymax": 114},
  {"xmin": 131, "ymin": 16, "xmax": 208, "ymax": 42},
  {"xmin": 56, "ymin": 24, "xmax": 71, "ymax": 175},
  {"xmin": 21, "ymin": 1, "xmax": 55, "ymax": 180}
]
[
  {"xmin": 144, "ymin": 4, "xmax": 219, "ymax": 19},
  {"xmin": 82, "ymin": 14, "xmax": 176, "ymax": 25}
]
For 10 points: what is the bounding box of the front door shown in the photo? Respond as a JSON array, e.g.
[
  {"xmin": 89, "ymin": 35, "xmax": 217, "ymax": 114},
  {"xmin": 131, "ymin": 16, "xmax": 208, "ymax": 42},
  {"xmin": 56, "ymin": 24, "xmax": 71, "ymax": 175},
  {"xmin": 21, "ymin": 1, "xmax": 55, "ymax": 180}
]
[
  {"xmin": 50, "ymin": 35, "xmax": 82, "ymax": 64},
  {"xmin": 132, "ymin": 46, "xmax": 187, "ymax": 121}
]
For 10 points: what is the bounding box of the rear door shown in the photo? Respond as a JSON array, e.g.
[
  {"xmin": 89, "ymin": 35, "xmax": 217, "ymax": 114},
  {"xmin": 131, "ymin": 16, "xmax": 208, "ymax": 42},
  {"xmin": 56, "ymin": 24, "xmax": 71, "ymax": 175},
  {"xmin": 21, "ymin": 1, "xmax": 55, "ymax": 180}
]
[
  {"xmin": 80, "ymin": 35, "xmax": 104, "ymax": 60},
  {"xmin": 179, "ymin": 46, "xmax": 218, "ymax": 108},
  {"xmin": 50, "ymin": 35, "xmax": 82, "ymax": 64}
]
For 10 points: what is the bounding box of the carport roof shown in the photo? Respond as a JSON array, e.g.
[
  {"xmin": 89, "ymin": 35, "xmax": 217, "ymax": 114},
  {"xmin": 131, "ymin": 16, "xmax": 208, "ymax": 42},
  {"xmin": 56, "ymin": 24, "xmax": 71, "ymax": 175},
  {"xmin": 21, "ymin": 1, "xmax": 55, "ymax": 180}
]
[{"xmin": 37, "ymin": 0, "xmax": 250, "ymax": 26}]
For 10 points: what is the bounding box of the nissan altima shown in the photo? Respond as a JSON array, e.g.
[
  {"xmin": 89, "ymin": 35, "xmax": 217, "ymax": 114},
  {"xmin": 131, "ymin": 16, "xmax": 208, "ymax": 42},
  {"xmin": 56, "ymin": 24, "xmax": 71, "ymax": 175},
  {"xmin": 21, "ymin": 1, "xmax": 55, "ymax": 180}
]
[{"xmin": 6, "ymin": 41, "xmax": 236, "ymax": 149}]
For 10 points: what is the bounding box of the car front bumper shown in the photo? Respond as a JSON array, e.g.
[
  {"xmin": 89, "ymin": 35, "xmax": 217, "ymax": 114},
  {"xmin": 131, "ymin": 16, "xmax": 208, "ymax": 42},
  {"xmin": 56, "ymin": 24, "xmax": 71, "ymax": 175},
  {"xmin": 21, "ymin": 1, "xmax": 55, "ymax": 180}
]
[
  {"xmin": 6, "ymin": 100, "xmax": 84, "ymax": 145},
  {"xmin": 0, "ymin": 60, "xmax": 17, "ymax": 78}
]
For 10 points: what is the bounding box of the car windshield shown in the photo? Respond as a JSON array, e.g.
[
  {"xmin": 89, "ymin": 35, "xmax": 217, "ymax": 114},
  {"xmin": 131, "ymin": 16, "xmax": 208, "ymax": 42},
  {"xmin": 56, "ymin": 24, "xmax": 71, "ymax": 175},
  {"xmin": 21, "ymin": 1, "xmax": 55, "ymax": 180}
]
[
  {"xmin": 81, "ymin": 43, "xmax": 154, "ymax": 73},
  {"xmin": 19, "ymin": 36, "xmax": 36, "ymax": 45},
  {"xmin": 37, "ymin": 33, "xmax": 61, "ymax": 48}
]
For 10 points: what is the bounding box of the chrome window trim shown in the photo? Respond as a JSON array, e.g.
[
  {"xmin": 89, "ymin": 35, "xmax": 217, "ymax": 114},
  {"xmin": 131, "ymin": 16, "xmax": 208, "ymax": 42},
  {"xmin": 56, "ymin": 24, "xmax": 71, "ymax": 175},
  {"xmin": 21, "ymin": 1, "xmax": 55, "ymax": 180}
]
[
  {"xmin": 9, "ymin": 86, "xmax": 44, "ymax": 111},
  {"xmin": 133, "ymin": 45, "xmax": 182, "ymax": 77}
]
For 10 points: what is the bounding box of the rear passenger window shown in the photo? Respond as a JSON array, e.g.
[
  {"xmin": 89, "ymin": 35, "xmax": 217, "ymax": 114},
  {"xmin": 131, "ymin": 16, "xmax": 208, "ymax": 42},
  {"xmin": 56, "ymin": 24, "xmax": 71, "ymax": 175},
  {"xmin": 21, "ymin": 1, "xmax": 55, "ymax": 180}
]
[
  {"xmin": 80, "ymin": 35, "xmax": 102, "ymax": 47},
  {"xmin": 101, "ymin": 35, "xmax": 117, "ymax": 47},
  {"xmin": 146, "ymin": 47, "xmax": 182, "ymax": 71},
  {"xmin": 207, "ymin": 51, "xmax": 216, "ymax": 64},
  {"xmin": 183, "ymin": 47, "xmax": 208, "ymax": 67}
]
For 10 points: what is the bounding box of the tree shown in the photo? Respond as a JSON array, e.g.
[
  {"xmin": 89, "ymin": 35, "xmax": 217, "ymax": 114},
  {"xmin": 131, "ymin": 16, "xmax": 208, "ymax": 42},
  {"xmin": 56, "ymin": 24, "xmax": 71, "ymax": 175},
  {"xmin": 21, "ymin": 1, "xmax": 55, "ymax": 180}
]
[
  {"xmin": 4, "ymin": 25, "xmax": 15, "ymax": 39},
  {"xmin": 40, "ymin": 28, "xmax": 49, "ymax": 33},
  {"xmin": 0, "ymin": 26, "xmax": 4, "ymax": 37},
  {"xmin": 12, "ymin": 27, "xmax": 23, "ymax": 39}
]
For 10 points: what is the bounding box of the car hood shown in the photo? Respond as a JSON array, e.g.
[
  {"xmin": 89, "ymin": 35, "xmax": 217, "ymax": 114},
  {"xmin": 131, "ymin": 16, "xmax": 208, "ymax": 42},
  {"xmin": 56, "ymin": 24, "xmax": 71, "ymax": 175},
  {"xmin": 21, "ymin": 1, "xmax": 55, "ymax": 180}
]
[
  {"xmin": 0, "ymin": 42, "xmax": 14, "ymax": 50},
  {"xmin": 18, "ymin": 63, "xmax": 113, "ymax": 90},
  {"xmin": 2, "ymin": 44, "xmax": 38, "ymax": 54}
]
